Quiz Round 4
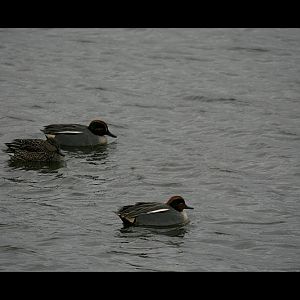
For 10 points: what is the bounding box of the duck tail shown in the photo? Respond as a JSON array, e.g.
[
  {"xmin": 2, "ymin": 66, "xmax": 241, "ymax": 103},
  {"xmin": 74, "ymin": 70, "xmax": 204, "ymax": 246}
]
[{"xmin": 120, "ymin": 216, "xmax": 135, "ymax": 227}]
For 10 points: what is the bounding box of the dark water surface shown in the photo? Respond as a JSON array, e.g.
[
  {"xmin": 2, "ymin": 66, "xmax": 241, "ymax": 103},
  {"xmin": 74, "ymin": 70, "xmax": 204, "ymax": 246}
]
[{"xmin": 0, "ymin": 28, "xmax": 299, "ymax": 271}]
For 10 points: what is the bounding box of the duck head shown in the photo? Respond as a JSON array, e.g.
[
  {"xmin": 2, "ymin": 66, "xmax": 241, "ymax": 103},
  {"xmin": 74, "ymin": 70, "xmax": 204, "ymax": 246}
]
[
  {"xmin": 166, "ymin": 196, "xmax": 193, "ymax": 212},
  {"xmin": 88, "ymin": 120, "xmax": 117, "ymax": 138}
]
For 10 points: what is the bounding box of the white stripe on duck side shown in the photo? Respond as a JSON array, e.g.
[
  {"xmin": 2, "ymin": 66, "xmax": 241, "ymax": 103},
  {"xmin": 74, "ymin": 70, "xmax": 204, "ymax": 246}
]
[
  {"xmin": 146, "ymin": 208, "xmax": 170, "ymax": 214},
  {"xmin": 56, "ymin": 131, "xmax": 84, "ymax": 134}
]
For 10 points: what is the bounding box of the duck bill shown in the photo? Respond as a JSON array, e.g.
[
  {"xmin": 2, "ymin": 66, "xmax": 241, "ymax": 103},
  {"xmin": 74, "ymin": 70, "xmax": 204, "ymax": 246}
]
[
  {"xmin": 185, "ymin": 205, "xmax": 194, "ymax": 209},
  {"xmin": 107, "ymin": 131, "xmax": 117, "ymax": 138}
]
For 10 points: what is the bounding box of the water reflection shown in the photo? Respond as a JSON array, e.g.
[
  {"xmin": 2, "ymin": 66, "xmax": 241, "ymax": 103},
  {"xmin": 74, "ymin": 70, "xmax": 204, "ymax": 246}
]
[
  {"xmin": 60, "ymin": 144, "xmax": 108, "ymax": 153},
  {"xmin": 7, "ymin": 160, "xmax": 66, "ymax": 173},
  {"xmin": 63, "ymin": 143, "xmax": 116, "ymax": 163},
  {"xmin": 119, "ymin": 224, "xmax": 188, "ymax": 237}
]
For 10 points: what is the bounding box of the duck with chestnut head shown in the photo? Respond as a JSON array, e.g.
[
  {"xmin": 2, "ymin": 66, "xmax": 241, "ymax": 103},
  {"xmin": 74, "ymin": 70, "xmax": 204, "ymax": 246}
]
[
  {"xmin": 41, "ymin": 119, "xmax": 117, "ymax": 147},
  {"xmin": 116, "ymin": 196, "xmax": 193, "ymax": 228}
]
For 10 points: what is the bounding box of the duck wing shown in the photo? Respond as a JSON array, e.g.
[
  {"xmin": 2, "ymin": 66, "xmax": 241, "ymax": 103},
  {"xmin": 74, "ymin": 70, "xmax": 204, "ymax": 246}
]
[
  {"xmin": 117, "ymin": 202, "xmax": 169, "ymax": 219},
  {"xmin": 42, "ymin": 124, "xmax": 87, "ymax": 135}
]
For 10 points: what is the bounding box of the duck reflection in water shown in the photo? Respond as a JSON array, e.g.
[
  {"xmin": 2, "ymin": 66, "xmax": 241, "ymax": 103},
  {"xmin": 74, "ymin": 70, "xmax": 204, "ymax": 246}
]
[{"xmin": 119, "ymin": 224, "xmax": 189, "ymax": 237}]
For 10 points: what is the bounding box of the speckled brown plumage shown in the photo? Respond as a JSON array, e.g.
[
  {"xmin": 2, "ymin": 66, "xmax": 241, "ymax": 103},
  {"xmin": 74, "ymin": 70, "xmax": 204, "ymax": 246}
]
[{"xmin": 5, "ymin": 137, "xmax": 64, "ymax": 162}]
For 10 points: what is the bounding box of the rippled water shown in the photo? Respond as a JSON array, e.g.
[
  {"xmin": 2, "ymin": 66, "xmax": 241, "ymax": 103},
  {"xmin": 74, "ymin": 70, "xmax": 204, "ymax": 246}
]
[{"xmin": 0, "ymin": 28, "xmax": 299, "ymax": 271}]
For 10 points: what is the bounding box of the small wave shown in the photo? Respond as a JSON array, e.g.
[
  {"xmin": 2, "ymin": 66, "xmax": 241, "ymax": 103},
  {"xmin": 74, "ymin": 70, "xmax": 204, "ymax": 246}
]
[
  {"xmin": 277, "ymin": 130, "xmax": 300, "ymax": 140},
  {"xmin": 227, "ymin": 46, "xmax": 270, "ymax": 53},
  {"xmin": 30, "ymin": 104, "xmax": 44, "ymax": 109},
  {"xmin": 209, "ymin": 167, "xmax": 238, "ymax": 173},
  {"xmin": 124, "ymin": 103, "xmax": 172, "ymax": 110},
  {"xmin": 6, "ymin": 115, "xmax": 35, "ymax": 122},
  {"xmin": 74, "ymin": 39, "xmax": 96, "ymax": 44},
  {"xmin": 141, "ymin": 179, "xmax": 184, "ymax": 188},
  {"xmin": 183, "ymin": 95, "xmax": 243, "ymax": 104},
  {"xmin": 148, "ymin": 54, "xmax": 177, "ymax": 61},
  {"xmin": 0, "ymin": 245, "xmax": 36, "ymax": 254},
  {"xmin": 263, "ymin": 131, "xmax": 300, "ymax": 141},
  {"xmin": 216, "ymin": 220, "xmax": 285, "ymax": 226},
  {"xmin": 84, "ymin": 86, "xmax": 108, "ymax": 91},
  {"xmin": 183, "ymin": 56, "xmax": 213, "ymax": 62}
]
